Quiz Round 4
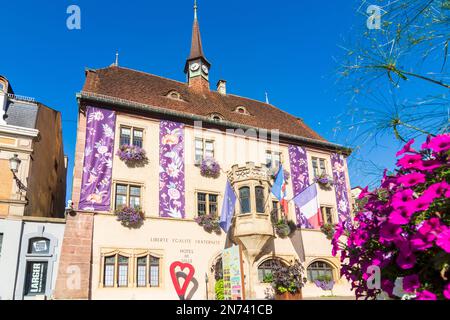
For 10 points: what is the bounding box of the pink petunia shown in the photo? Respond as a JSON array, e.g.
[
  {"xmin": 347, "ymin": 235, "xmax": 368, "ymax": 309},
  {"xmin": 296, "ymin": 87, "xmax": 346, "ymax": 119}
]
[
  {"xmin": 381, "ymin": 279, "xmax": 394, "ymax": 297},
  {"xmin": 396, "ymin": 139, "xmax": 416, "ymax": 157},
  {"xmin": 427, "ymin": 134, "xmax": 450, "ymax": 153},
  {"xmin": 415, "ymin": 290, "xmax": 437, "ymax": 300},
  {"xmin": 436, "ymin": 227, "xmax": 450, "ymax": 253},
  {"xmin": 410, "ymin": 234, "xmax": 434, "ymax": 251},
  {"xmin": 358, "ymin": 186, "xmax": 370, "ymax": 199},
  {"xmin": 403, "ymin": 274, "xmax": 420, "ymax": 293},
  {"xmin": 391, "ymin": 189, "xmax": 415, "ymax": 209},
  {"xmin": 397, "ymin": 154, "xmax": 424, "ymax": 170},
  {"xmin": 396, "ymin": 252, "xmax": 416, "ymax": 270},
  {"xmin": 379, "ymin": 223, "xmax": 403, "ymax": 242},
  {"xmin": 389, "ymin": 207, "xmax": 414, "ymax": 225},
  {"xmin": 412, "ymin": 194, "xmax": 434, "ymax": 213},
  {"xmin": 397, "ymin": 173, "xmax": 426, "ymax": 187},
  {"xmin": 418, "ymin": 159, "xmax": 443, "ymax": 172},
  {"xmin": 423, "ymin": 181, "xmax": 450, "ymax": 201},
  {"xmin": 444, "ymin": 283, "xmax": 450, "ymax": 300}
]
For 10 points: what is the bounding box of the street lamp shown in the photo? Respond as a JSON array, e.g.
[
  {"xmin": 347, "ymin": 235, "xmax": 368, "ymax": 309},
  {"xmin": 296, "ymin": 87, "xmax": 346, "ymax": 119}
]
[
  {"xmin": 9, "ymin": 154, "xmax": 27, "ymax": 192},
  {"xmin": 205, "ymin": 273, "xmax": 209, "ymax": 300}
]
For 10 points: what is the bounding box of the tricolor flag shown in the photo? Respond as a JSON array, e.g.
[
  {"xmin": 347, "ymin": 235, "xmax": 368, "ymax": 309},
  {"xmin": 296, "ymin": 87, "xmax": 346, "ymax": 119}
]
[
  {"xmin": 219, "ymin": 180, "xmax": 237, "ymax": 233},
  {"xmin": 271, "ymin": 165, "xmax": 289, "ymax": 215},
  {"xmin": 292, "ymin": 183, "xmax": 323, "ymax": 229}
]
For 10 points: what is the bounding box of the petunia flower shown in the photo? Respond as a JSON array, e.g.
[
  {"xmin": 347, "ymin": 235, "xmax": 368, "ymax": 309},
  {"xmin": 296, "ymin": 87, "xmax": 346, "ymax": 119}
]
[
  {"xmin": 423, "ymin": 181, "xmax": 450, "ymax": 201},
  {"xmin": 412, "ymin": 194, "xmax": 434, "ymax": 213},
  {"xmin": 396, "ymin": 252, "xmax": 416, "ymax": 270},
  {"xmin": 417, "ymin": 159, "xmax": 443, "ymax": 172},
  {"xmin": 389, "ymin": 207, "xmax": 414, "ymax": 225},
  {"xmin": 397, "ymin": 154, "xmax": 424, "ymax": 170},
  {"xmin": 415, "ymin": 290, "xmax": 437, "ymax": 300},
  {"xmin": 379, "ymin": 222, "xmax": 403, "ymax": 242},
  {"xmin": 444, "ymin": 283, "xmax": 450, "ymax": 300},
  {"xmin": 391, "ymin": 189, "xmax": 415, "ymax": 209},
  {"xmin": 436, "ymin": 227, "xmax": 450, "ymax": 253},
  {"xmin": 403, "ymin": 274, "xmax": 420, "ymax": 293},
  {"xmin": 397, "ymin": 173, "xmax": 426, "ymax": 188},
  {"xmin": 426, "ymin": 134, "xmax": 450, "ymax": 153},
  {"xmin": 396, "ymin": 139, "xmax": 416, "ymax": 157}
]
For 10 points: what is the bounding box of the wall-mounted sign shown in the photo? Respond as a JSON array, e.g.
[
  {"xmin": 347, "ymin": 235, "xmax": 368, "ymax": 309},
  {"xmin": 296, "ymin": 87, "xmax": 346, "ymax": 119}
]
[
  {"xmin": 222, "ymin": 245, "xmax": 244, "ymax": 300},
  {"xmin": 24, "ymin": 261, "xmax": 48, "ymax": 296}
]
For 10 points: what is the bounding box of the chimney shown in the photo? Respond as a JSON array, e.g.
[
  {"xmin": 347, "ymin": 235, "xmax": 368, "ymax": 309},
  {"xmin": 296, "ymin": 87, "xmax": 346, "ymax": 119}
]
[{"xmin": 217, "ymin": 80, "xmax": 227, "ymax": 95}]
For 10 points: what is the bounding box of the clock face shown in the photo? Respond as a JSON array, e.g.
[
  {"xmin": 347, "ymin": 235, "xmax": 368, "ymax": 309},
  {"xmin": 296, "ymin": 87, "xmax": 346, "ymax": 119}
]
[
  {"xmin": 202, "ymin": 65, "xmax": 209, "ymax": 75},
  {"xmin": 190, "ymin": 63, "xmax": 200, "ymax": 72}
]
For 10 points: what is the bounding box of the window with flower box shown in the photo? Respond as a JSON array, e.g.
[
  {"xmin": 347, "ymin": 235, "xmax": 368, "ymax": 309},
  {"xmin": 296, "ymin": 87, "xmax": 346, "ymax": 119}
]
[
  {"xmin": 195, "ymin": 138, "xmax": 215, "ymax": 165},
  {"xmin": 196, "ymin": 192, "xmax": 219, "ymax": 217},
  {"xmin": 321, "ymin": 206, "xmax": 334, "ymax": 224},
  {"xmin": 120, "ymin": 127, "xmax": 144, "ymax": 148},
  {"xmin": 265, "ymin": 151, "xmax": 281, "ymax": 169},
  {"xmin": 312, "ymin": 157, "xmax": 327, "ymax": 177},
  {"xmin": 114, "ymin": 184, "xmax": 142, "ymax": 210}
]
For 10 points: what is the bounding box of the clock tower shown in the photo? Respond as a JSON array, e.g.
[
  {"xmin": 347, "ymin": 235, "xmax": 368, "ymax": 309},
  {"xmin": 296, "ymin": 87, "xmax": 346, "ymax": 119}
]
[{"xmin": 185, "ymin": 0, "xmax": 211, "ymax": 92}]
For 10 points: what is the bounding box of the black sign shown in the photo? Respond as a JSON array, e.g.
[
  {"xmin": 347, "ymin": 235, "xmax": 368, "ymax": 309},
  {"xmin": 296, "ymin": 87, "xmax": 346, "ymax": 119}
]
[{"xmin": 24, "ymin": 261, "xmax": 48, "ymax": 296}]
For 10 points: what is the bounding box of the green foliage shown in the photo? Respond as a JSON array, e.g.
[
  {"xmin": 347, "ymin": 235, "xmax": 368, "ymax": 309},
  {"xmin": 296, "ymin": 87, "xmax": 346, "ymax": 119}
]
[{"xmin": 215, "ymin": 279, "xmax": 225, "ymax": 301}]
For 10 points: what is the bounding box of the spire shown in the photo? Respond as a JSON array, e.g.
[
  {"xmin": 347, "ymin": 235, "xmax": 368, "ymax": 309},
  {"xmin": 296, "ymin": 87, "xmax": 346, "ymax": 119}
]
[
  {"xmin": 265, "ymin": 92, "xmax": 270, "ymax": 104},
  {"xmin": 115, "ymin": 51, "xmax": 119, "ymax": 67},
  {"xmin": 187, "ymin": 0, "xmax": 208, "ymax": 63}
]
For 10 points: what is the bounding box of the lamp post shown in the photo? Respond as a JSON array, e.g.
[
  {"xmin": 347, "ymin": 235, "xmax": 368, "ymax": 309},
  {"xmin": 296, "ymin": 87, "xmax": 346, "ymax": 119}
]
[{"xmin": 9, "ymin": 154, "xmax": 27, "ymax": 192}]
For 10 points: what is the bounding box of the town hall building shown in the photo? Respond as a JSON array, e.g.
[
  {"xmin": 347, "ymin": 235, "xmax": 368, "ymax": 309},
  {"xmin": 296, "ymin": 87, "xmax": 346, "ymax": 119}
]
[{"xmin": 54, "ymin": 3, "xmax": 353, "ymax": 300}]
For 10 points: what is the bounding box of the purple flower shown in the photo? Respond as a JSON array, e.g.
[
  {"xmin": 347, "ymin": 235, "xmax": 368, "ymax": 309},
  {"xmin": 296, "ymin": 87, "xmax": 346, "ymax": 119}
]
[
  {"xmin": 115, "ymin": 206, "xmax": 144, "ymax": 227},
  {"xmin": 403, "ymin": 274, "xmax": 420, "ymax": 293},
  {"xmin": 416, "ymin": 290, "xmax": 437, "ymax": 300},
  {"xmin": 200, "ymin": 158, "xmax": 221, "ymax": 178},
  {"xmin": 116, "ymin": 144, "xmax": 147, "ymax": 163},
  {"xmin": 436, "ymin": 227, "xmax": 450, "ymax": 253}
]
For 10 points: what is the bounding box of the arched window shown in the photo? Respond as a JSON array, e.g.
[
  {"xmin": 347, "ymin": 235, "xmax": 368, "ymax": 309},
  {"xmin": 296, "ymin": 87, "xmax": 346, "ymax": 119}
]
[
  {"xmin": 307, "ymin": 261, "xmax": 334, "ymax": 282},
  {"xmin": 213, "ymin": 258, "xmax": 223, "ymax": 281},
  {"xmin": 103, "ymin": 255, "xmax": 116, "ymax": 287},
  {"xmin": 235, "ymin": 106, "xmax": 249, "ymax": 115},
  {"xmin": 255, "ymin": 186, "xmax": 265, "ymax": 213},
  {"xmin": 257, "ymin": 259, "xmax": 285, "ymax": 283},
  {"xmin": 149, "ymin": 256, "xmax": 160, "ymax": 287},
  {"xmin": 117, "ymin": 255, "xmax": 129, "ymax": 287},
  {"xmin": 239, "ymin": 187, "xmax": 251, "ymax": 214}
]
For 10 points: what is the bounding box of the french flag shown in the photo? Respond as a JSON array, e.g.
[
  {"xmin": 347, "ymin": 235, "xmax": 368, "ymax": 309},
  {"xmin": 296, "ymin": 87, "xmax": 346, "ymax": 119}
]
[
  {"xmin": 292, "ymin": 183, "xmax": 322, "ymax": 229},
  {"xmin": 271, "ymin": 165, "xmax": 289, "ymax": 215}
]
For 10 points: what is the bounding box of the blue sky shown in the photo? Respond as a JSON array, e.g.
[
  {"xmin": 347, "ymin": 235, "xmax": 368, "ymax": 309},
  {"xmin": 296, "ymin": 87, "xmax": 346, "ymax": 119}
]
[{"xmin": 0, "ymin": 0, "xmax": 412, "ymax": 200}]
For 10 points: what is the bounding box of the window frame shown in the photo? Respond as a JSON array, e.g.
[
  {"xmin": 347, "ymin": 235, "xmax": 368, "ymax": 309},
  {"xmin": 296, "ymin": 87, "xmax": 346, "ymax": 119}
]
[
  {"xmin": 265, "ymin": 151, "xmax": 282, "ymax": 169},
  {"xmin": 307, "ymin": 261, "xmax": 334, "ymax": 283},
  {"xmin": 312, "ymin": 157, "xmax": 327, "ymax": 177},
  {"xmin": 257, "ymin": 259, "xmax": 286, "ymax": 283},
  {"xmin": 255, "ymin": 186, "xmax": 266, "ymax": 214},
  {"xmin": 239, "ymin": 186, "xmax": 251, "ymax": 214},
  {"xmin": 119, "ymin": 126, "xmax": 144, "ymax": 148},
  {"xmin": 196, "ymin": 191, "xmax": 219, "ymax": 217},
  {"xmin": 113, "ymin": 183, "xmax": 143, "ymax": 211},
  {"xmin": 194, "ymin": 138, "xmax": 215, "ymax": 165},
  {"xmin": 320, "ymin": 206, "xmax": 335, "ymax": 225}
]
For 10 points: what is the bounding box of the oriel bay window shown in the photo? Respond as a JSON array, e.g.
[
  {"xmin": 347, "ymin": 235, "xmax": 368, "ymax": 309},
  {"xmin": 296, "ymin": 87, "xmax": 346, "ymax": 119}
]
[
  {"xmin": 255, "ymin": 186, "xmax": 265, "ymax": 213},
  {"xmin": 239, "ymin": 187, "xmax": 251, "ymax": 214},
  {"xmin": 114, "ymin": 184, "xmax": 142, "ymax": 210},
  {"xmin": 120, "ymin": 127, "xmax": 144, "ymax": 147},
  {"xmin": 197, "ymin": 192, "xmax": 218, "ymax": 217}
]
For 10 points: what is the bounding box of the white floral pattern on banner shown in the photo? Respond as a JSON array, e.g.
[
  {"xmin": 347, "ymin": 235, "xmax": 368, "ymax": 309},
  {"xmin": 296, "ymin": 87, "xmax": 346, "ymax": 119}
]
[
  {"xmin": 79, "ymin": 107, "xmax": 116, "ymax": 211},
  {"xmin": 159, "ymin": 121, "xmax": 185, "ymax": 219},
  {"xmin": 331, "ymin": 153, "xmax": 351, "ymax": 227}
]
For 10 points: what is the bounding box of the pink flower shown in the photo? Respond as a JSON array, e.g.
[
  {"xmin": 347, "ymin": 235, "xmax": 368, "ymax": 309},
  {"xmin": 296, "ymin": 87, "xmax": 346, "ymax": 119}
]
[
  {"xmin": 436, "ymin": 227, "xmax": 450, "ymax": 253},
  {"xmin": 391, "ymin": 189, "xmax": 414, "ymax": 209},
  {"xmin": 381, "ymin": 279, "xmax": 394, "ymax": 297},
  {"xmin": 397, "ymin": 173, "xmax": 426, "ymax": 187},
  {"xmin": 410, "ymin": 234, "xmax": 434, "ymax": 251},
  {"xmin": 444, "ymin": 283, "xmax": 450, "ymax": 300},
  {"xmin": 416, "ymin": 290, "xmax": 437, "ymax": 300},
  {"xmin": 418, "ymin": 218, "xmax": 442, "ymax": 236},
  {"xmin": 427, "ymin": 134, "xmax": 450, "ymax": 153},
  {"xmin": 389, "ymin": 207, "xmax": 414, "ymax": 225},
  {"xmin": 379, "ymin": 222, "xmax": 402, "ymax": 242},
  {"xmin": 396, "ymin": 252, "xmax": 416, "ymax": 270},
  {"xmin": 397, "ymin": 154, "xmax": 423, "ymax": 170},
  {"xmin": 418, "ymin": 159, "xmax": 443, "ymax": 172},
  {"xmin": 358, "ymin": 186, "xmax": 370, "ymax": 199},
  {"xmin": 423, "ymin": 181, "xmax": 450, "ymax": 201},
  {"xmin": 403, "ymin": 274, "xmax": 420, "ymax": 293},
  {"xmin": 396, "ymin": 139, "xmax": 416, "ymax": 157},
  {"xmin": 412, "ymin": 194, "xmax": 434, "ymax": 213}
]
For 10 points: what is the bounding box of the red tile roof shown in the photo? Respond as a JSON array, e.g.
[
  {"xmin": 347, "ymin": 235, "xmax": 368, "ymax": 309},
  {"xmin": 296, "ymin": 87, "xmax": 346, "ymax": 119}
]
[{"xmin": 81, "ymin": 66, "xmax": 327, "ymax": 142}]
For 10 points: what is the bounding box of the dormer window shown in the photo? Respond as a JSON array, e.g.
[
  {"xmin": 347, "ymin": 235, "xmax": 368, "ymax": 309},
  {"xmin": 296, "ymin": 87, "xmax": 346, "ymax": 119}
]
[
  {"xmin": 166, "ymin": 90, "xmax": 183, "ymax": 101},
  {"xmin": 209, "ymin": 113, "xmax": 224, "ymax": 122},
  {"xmin": 0, "ymin": 83, "xmax": 4, "ymax": 92},
  {"xmin": 235, "ymin": 106, "xmax": 249, "ymax": 115}
]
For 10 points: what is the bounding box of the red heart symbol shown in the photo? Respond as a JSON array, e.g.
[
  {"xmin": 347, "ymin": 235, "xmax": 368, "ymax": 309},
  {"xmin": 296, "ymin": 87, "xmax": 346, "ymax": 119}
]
[{"xmin": 170, "ymin": 262, "xmax": 196, "ymax": 298}]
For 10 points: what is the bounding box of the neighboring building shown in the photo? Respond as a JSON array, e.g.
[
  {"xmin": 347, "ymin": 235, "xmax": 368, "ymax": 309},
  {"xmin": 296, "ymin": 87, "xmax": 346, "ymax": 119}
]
[
  {"xmin": 0, "ymin": 75, "xmax": 67, "ymax": 300},
  {"xmin": 55, "ymin": 4, "xmax": 353, "ymax": 300}
]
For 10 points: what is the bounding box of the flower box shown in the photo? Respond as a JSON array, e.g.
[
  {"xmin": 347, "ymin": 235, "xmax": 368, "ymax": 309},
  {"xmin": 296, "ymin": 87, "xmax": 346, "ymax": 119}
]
[
  {"xmin": 200, "ymin": 158, "xmax": 221, "ymax": 178},
  {"xmin": 314, "ymin": 173, "xmax": 334, "ymax": 189},
  {"xmin": 116, "ymin": 144, "xmax": 147, "ymax": 165},
  {"xmin": 275, "ymin": 290, "xmax": 303, "ymax": 300},
  {"xmin": 115, "ymin": 206, "xmax": 144, "ymax": 228}
]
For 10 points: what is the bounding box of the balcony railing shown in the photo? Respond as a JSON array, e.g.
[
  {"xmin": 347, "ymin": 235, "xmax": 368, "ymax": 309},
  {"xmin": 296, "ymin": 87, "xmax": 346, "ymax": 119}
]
[{"xmin": 7, "ymin": 93, "xmax": 36, "ymax": 103}]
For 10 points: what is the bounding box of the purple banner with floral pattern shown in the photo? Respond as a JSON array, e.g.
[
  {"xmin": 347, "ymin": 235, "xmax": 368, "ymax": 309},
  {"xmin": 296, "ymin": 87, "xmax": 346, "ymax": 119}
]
[
  {"xmin": 159, "ymin": 120, "xmax": 185, "ymax": 219},
  {"xmin": 289, "ymin": 145, "xmax": 313, "ymax": 228},
  {"xmin": 331, "ymin": 153, "xmax": 351, "ymax": 226},
  {"xmin": 79, "ymin": 107, "xmax": 116, "ymax": 211}
]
